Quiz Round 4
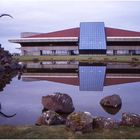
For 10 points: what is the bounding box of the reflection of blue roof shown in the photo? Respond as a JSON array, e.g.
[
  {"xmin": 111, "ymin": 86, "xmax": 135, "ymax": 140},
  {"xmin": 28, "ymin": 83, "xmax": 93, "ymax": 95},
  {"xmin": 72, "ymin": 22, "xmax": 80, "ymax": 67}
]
[
  {"xmin": 79, "ymin": 22, "xmax": 106, "ymax": 50},
  {"xmin": 79, "ymin": 66, "xmax": 106, "ymax": 91}
]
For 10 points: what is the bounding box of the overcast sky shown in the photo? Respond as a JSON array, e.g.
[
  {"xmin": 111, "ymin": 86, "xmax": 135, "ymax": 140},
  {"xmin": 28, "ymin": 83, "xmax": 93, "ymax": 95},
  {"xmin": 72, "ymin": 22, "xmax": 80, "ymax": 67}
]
[{"xmin": 0, "ymin": 0, "xmax": 140, "ymax": 53}]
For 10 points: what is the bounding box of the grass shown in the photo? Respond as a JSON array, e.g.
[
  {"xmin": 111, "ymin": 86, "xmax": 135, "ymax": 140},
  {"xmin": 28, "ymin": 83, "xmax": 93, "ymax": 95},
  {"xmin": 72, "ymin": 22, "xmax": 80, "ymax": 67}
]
[
  {"xmin": 13, "ymin": 55, "xmax": 140, "ymax": 63},
  {"xmin": 0, "ymin": 125, "xmax": 140, "ymax": 139}
]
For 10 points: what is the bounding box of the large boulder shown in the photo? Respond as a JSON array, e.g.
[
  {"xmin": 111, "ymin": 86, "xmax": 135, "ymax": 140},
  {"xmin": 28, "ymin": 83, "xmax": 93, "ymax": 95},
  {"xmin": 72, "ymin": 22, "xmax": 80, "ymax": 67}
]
[
  {"xmin": 93, "ymin": 116, "xmax": 119, "ymax": 129},
  {"xmin": 120, "ymin": 112, "xmax": 140, "ymax": 127},
  {"xmin": 66, "ymin": 112, "xmax": 93, "ymax": 133},
  {"xmin": 101, "ymin": 105, "xmax": 121, "ymax": 115},
  {"xmin": 42, "ymin": 92, "xmax": 75, "ymax": 114},
  {"xmin": 36, "ymin": 110, "xmax": 65, "ymax": 126},
  {"xmin": 100, "ymin": 94, "xmax": 122, "ymax": 108}
]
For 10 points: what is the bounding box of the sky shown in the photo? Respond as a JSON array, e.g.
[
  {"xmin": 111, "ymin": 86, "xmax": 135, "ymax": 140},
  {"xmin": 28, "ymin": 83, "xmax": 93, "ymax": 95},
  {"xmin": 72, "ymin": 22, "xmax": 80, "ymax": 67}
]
[{"xmin": 0, "ymin": 0, "xmax": 140, "ymax": 53}]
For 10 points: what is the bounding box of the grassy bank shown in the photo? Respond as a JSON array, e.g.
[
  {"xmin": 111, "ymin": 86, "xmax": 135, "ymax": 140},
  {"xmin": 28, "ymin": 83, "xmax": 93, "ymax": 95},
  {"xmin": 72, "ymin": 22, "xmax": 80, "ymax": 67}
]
[
  {"xmin": 13, "ymin": 55, "xmax": 140, "ymax": 63},
  {"xmin": 0, "ymin": 125, "xmax": 140, "ymax": 139}
]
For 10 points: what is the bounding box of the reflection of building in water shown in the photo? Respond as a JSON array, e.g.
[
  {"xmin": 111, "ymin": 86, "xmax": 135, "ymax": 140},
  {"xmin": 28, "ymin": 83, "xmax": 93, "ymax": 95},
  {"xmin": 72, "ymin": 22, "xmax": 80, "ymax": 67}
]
[
  {"xmin": 21, "ymin": 62, "xmax": 140, "ymax": 91},
  {"xmin": 79, "ymin": 63, "xmax": 106, "ymax": 91},
  {"xmin": 26, "ymin": 61, "xmax": 78, "ymax": 69},
  {"xmin": 22, "ymin": 61, "xmax": 79, "ymax": 84},
  {"xmin": 9, "ymin": 22, "xmax": 140, "ymax": 56}
]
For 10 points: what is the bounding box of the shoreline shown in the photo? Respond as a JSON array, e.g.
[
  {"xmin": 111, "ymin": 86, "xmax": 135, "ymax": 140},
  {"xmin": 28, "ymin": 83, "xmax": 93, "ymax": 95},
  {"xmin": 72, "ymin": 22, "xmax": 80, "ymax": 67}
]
[
  {"xmin": 13, "ymin": 55, "xmax": 140, "ymax": 63},
  {"xmin": 0, "ymin": 125, "xmax": 140, "ymax": 139}
]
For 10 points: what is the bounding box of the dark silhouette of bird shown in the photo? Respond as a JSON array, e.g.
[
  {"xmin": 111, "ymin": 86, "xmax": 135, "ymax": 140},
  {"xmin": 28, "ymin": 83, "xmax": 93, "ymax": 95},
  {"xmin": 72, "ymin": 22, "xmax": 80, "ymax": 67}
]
[
  {"xmin": 0, "ymin": 14, "xmax": 13, "ymax": 18},
  {"xmin": 0, "ymin": 103, "xmax": 16, "ymax": 118}
]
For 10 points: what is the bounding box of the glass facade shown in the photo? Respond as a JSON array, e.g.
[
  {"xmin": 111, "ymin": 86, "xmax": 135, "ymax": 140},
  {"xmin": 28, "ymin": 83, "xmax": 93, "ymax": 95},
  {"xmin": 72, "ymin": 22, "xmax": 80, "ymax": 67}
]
[{"xmin": 79, "ymin": 22, "xmax": 106, "ymax": 51}]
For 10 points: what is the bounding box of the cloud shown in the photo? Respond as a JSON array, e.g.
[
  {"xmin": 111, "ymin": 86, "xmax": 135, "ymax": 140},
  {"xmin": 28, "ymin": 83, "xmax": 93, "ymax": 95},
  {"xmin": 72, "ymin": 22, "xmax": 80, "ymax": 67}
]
[{"xmin": 0, "ymin": 0, "xmax": 140, "ymax": 53}]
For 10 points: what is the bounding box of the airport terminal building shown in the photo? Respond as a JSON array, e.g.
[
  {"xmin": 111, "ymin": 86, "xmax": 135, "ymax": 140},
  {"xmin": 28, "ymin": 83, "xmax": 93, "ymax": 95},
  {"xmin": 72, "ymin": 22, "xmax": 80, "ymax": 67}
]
[{"xmin": 9, "ymin": 22, "xmax": 140, "ymax": 56}]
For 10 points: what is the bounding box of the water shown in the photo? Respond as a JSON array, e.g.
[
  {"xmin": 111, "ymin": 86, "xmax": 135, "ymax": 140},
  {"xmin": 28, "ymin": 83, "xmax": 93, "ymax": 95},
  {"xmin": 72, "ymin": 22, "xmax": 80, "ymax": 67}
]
[{"xmin": 0, "ymin": 61, "xmax": 140, "ymax": 125}]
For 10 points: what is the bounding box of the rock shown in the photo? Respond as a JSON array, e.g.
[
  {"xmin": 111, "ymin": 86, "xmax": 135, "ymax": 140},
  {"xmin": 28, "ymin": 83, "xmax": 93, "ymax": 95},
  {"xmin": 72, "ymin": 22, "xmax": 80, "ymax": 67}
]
[
  {"xmin": 66, "ymin": 112, "xmax": 93, "ymax": 133},
  {"xmin": 101, "ymin": 105, "xmax": 121, "ymax": 115},
  {"xmin": 100, "ymin": 94, "xmax": 122, "ymax": 108},
  {"xmin": 75, "ymin": 131, "xmax": 83, "ymax": 136},
  {"xmin": 42, "ymin": 92, "xmax": 75, "ymax": 114},
  {"xmin": 3, "ymin": 63, "xmax": 11, "ymax": 70},
  {"xmin": 1, "ymin": 57, "xmax": 9, "ymax": 64},
  {"xmin": 10, "ymin": 62, "xmax": 21, "ymax": 70},
  {"xmin": 35, "ymin": 110, "xmax": 65, "ymax": 125},
  {"xmin": 93, "ymin": 116, "xmax": 119, "ymax": 129},
  {"xmin": 36, "ymin": 116, "xmax": 46, "ymax": 126},
  {"xmin": 0, "ymin": 66, "xmax": 5, "ymax": 72},
  {"xmin": 120, "ymin": 112, "xmax": 140, "ymax": 127},
  {"xmin": 0, "ymin": 46, "xmax": 20, "ymax": 71}
]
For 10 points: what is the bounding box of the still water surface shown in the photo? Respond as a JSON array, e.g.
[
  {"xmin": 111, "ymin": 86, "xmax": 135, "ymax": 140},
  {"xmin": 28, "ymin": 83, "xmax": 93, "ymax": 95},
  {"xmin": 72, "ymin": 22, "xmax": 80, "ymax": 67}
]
[{"xmin": 0, "ymin": 61, "xmax": 140, "ymax": 125}]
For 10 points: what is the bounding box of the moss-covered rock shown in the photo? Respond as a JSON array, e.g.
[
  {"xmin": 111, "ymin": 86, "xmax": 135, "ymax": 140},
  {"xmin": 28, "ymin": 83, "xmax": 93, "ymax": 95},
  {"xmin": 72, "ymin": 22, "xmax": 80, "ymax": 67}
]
[
  {"xmin": 36, "ymin": 110, "xmax": 65, "ymax": 126},
  {"xmin": 42, "ymin": 92, "xmax": 75, "ymax": 114},
  {"xmin": 120, "ymin": 112, "xmax": 140, "ymax": 127},
  {"xmin": 66, "ymin": 112, "xmax": 93, "ymax": 133},
  {"xmin": 93, "ymin": 116, "xmax": 119, "ymax": 129},
  {"xmin": 100, "ymin": 94, "xmax": 122, "ymax": 108}
]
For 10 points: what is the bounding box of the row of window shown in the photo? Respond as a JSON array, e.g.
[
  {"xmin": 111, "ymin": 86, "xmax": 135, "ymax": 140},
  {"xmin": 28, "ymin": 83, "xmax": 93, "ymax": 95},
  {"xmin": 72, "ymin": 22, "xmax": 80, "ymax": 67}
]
[
  {"xmin": 107, "ymin": 50, "xmax": 140, "ymax": 55},
  {"xmin": 40, "ymin": 50, "xmax": 79, "ymax": 55},
  {"xmin": 22, "ymin": 49, "xmax": 140, "ymax": 55},
  {"xmin": 22, "ymin": 50, "xmax": 79, "ymax": 55}
]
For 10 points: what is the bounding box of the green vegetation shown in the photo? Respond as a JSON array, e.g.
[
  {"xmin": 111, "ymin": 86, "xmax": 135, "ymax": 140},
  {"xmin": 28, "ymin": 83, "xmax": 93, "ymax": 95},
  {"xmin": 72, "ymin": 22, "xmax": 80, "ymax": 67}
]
[
  {"xmin": 0, "ymin": 125, "xmax": 140, "ymax": 139},
  {"xmin": 13, "ymin": 55, "xmax": 140, "ymax": 63}
]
